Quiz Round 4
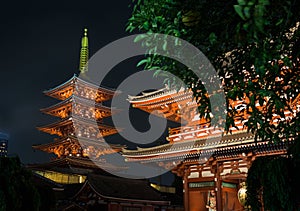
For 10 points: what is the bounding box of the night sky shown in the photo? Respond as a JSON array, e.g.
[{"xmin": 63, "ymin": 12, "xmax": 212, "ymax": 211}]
[{"xmin": 0, "ymin": 0, "xmax": 143, "ymax": 164}]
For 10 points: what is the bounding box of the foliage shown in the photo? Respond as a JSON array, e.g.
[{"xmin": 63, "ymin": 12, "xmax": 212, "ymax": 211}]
[
  {"xmin": 246, "ymin": 156, "xmax": 295, "ymax": 210},
  {"xmin": 36, "ymin": 185, "xmax": 56, "ymax": 211},
  {"xmin": 127, "ymin": 0, "xmax": 300, "ymax": 141},
  {"xmin": 0, "ymin": 156, "xmax": 40, "ymax": 211},
  {"xmin": 246, "ymin": 137, "xmax": 300, "ymax": 210},
  {"xmin": 0, "ymin": 191, "xmax": 6, "ymax": 211}
]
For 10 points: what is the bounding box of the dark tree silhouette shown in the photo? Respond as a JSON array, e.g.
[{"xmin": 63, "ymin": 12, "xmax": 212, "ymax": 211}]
[{"xmin": 0, "ymin": 156, "xmax": 40, "ymax": 211}]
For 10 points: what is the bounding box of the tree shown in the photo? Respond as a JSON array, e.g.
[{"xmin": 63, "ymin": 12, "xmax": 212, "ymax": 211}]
[
  {"xmin": 0, "ymin": 156, "xmax": 40, "ymax": 211},
  {"xmin": 246, "ymin": 136, "xmax": 300, "ymax": 210},
  {"xmin": 126, "ymin": 0, "xmax": 300, "ymax": 209}
]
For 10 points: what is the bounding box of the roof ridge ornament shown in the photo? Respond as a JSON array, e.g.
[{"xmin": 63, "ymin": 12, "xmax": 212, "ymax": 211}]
[{"xmin": 79, "ymin": 28, "xmax": 89, "ymax": 74}]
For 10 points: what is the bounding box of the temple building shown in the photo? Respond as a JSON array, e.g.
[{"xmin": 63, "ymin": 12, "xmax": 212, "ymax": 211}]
[
  {"xmin": 30, "ymin": 29, "xmax": 181, "ymax": 211},
  {"xmin": 123, "ymin": 85, "xmax": 300, "ymax": 211}
]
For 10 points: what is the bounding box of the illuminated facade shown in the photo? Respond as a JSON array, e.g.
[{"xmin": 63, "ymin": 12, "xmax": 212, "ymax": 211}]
[{"xmin": 123, "ymin": 86, "xmax": 300, "ymax": 211}]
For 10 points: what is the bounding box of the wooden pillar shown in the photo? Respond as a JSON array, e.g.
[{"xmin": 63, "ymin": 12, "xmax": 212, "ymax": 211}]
[
  {"xmin": 216, "ymin": 161, "xmax": 223, "ymax": 211},
  {"xmin": 183, "ymin": 167, "xmax": 189, "ymax": 211}
]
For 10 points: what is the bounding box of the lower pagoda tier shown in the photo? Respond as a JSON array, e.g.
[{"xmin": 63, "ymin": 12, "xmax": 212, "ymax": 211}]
[{"xmin": 32, "ymin": 135, "xmax": 124, "ymax": 158}]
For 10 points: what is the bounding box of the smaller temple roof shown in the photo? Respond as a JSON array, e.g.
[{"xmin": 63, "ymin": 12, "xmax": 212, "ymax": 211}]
[
  {"xmin": 74, "ymin": 174, "xmax": 170, "ymax": 204},
  {"xmin": 32, "ymin": 171, "xmax": 64, "ymax": 188},
  {"xmin": 128, "ymin": 87, "xmax": 169, "ymax": 102},
  {"xmin": 128, "ymin": 86, "xmax": 192, "ymax": 105}
]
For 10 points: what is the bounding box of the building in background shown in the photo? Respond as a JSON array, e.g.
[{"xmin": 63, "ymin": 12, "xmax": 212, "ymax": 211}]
[{"xmin": 0, "ymin": 132, "xmax": 9, "ymax": 157}]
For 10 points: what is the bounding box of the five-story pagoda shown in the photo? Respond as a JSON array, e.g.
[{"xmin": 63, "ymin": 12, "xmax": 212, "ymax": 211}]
[{"xmin": 31, "ymin": 29, "xmax": 124, "ymax": 184}]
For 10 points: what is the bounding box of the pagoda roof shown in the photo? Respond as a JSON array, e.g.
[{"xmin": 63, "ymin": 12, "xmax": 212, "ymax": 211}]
[
  {"xmin": 27, "ymin": 156, "xmax": 127, "ymax": 173},
  {"xmin": 40, "ymin": 95, "xmax": 117, "ymax": 118},
  {"xmin": 32, "ymin": 135, "xmax": 125, "ymax": 152},
  {"xmin": 73, "ymin": 173, "xmax": 170, "ymax": 205},
  {"xmin": 43, "ymin": 74, "xmax": 119, "ymax": 101},
  {"xmin": 37, "ymin": 115, "xmax": 119, "ymax": 137}
]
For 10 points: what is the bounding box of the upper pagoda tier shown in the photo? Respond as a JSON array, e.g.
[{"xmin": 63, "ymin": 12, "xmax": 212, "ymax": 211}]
[
  {"xmin": 40, "ymin": 95, "xmax": 118, "ymax": 120},
  {"xmin": 44, "ymin": 74, "xmax": 119, "ymax": 103}
]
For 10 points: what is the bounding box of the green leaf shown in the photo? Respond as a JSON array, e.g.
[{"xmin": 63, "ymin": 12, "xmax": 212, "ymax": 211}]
[
  {"xmin": 162, "ymin": 40, "xmax": 168, "ymax": 51},
  {"xmin": 237, "ymin": 0, "xmax": 246, "ymax": 6},
  {"xmin": 234, "ymin": 5, "xmax": 246, "ymax": 20},
  {"xmin": 243, "ymin": 6, "xmax": 251, "ymax": 19},
  {"xmin": 134, "ymin": 34, "xmax": 148, "ymax": 43},
  {"xmin": 208, "ymin": 32, "xmax": 217, "ymax": 45},
  {"xmin": 275, "ymin": 18, "xmax": 283, "ymax": 26},
  {"xmin": 136, "ymin": 57, "xmax": 151, "ymax": 67},
  {"xmin": 258, "ymin": 0, "xmax": 269, "ymax": 6},
  {"xmin": 153, "ymin": 69, "xmax": 162, "ymax": 77},
  {"xmin": 143, "ymin": 21, "xmax": 150, "ymax": 30}
]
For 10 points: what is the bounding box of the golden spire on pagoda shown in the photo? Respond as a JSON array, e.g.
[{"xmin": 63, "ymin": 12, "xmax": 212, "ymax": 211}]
[{"xmin": 79, "ymin": 28, "xmax": 89, "ymax": 73}]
